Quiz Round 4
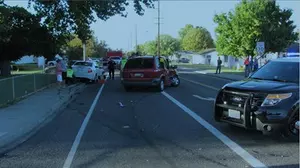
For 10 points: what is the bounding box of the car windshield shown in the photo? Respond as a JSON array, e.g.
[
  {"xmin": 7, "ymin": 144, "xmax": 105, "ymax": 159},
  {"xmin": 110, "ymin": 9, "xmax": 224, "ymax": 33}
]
[
  {"xmin": 125, "ymin": 58, "xmax": 153, "ymax": 69},
  {"xmin": 74, "ymin": 62, "xmax": 93, "ymax": 67},
  {"xmin": 250, "ymin": 61, "xmax": 299, "ymax": 83}
]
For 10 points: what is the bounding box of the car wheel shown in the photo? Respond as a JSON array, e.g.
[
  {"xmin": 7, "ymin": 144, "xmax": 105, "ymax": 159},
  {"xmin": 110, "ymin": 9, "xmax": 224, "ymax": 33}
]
[
  {"xmin": 157, "ymin": 79, "xmax": 164, "ymax": 92},
  {"xmin": 171, "ymin": 76, "xmax": 180, "ymax": 87},
  {"xmin": 283, "ymin": 111, "xmax": 299, "ymax": 141},
  {"xmin": 49, "ymin": 63, "xmax": 54, "ymax": 66}
]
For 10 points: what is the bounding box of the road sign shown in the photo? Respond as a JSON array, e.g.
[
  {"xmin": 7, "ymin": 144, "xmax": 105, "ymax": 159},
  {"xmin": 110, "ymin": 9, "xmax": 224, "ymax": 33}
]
[{"xmin": 256, "ymin": 42, "xmax": 265, "ymax": 55}]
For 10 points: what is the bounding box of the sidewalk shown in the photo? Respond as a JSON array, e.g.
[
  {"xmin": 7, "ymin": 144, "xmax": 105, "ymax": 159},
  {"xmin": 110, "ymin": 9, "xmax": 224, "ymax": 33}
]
[
  {"xmin": 178, "ymin": 66, "xmax": 245, "ymax": 81},
  {"xmin": 0, "ymin": 83, "xmax": 86, "ymax": 155}
]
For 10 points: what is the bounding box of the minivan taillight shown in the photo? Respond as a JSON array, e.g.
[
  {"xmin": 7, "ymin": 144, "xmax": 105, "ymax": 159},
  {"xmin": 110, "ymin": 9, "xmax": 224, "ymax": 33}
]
[{"xmin": 88, "ymin": 69, "xmax": 93, "ymax": 73}]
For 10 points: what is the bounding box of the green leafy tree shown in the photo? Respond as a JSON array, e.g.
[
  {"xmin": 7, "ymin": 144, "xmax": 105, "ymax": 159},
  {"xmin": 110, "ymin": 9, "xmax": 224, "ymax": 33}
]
[
  {"xmin": 178, "ymin": 24, "xmax": 194, "ymax": 41},
  {"xmin": 181, "ymin": 26, "xmax": 215, "ymax": 52},
  {"xmin": 214, "ymin": 0, "xmax": 298, "ymax": 58},
  {"xmin": 28, "ymin": 0, "xmax": 155, "ymax": 43},
  {"xmin": 0, "ymin": 5, "xmax": 58, "ymax": 75},
  {"xmin": 159, "ymin": 34, "xmax": 180, "ymax": 56},
  {"xmin": 141, "ymin": 34, "xmax": 180, "ymax": 56}
]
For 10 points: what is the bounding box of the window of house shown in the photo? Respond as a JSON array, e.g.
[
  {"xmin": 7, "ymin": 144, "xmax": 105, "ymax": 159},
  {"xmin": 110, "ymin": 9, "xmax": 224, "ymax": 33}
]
[{"xmin": 224, "ymin": 56, "xmax": 228, "ymax": 62}]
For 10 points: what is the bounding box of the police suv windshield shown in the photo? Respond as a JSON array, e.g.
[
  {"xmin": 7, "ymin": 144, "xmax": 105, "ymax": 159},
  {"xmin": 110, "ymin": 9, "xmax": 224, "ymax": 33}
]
[{"xmin": 250, "ymin": 61, "xmax": 299, "ymax": 83}]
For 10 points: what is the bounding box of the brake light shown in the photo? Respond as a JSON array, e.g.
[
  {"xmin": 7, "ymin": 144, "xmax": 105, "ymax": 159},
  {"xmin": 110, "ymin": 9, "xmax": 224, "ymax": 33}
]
[{"xmin": 88, "ymin": 69, "xmax": 92, "ymax": 73}]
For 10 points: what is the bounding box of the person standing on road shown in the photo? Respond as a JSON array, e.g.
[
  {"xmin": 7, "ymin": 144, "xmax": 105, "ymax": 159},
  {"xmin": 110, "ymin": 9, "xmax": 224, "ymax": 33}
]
[
  {"xmin": 56, "ymin": 59, "xmax": 63, "ymax": 88},
  {"xmin": 108, "ymin": 58, "xmax": 116, "ymax": 79},
  {"xmin": 253, "ymin": 58, "xmax": 259, "ymax": 72},
  {"xmin": 60, "ymin": 58, "xmax": 67, "ymax": 88},
  {"xmin": 215, "ymin": 57, "xmax": 222, "ymax": 74},
  {"xmin": 244, "ymin": 57, "xmax": 250, "ymax": 77}
]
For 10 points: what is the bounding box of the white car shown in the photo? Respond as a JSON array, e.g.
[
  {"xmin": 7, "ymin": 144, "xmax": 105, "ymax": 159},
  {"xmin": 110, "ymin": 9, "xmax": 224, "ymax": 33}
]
[{"xmin": 72, "ymin": 61, "xmax": 105, "ymax": 82}]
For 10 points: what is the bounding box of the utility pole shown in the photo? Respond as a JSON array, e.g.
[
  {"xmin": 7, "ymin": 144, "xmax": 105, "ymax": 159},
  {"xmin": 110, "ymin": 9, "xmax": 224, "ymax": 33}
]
[
  {"xmin": 157, "ymin": 0, "xmax": 161, "ymax": 57},
  {"xmin": 135, "ymin": 24, "xmax": 138, "ymax": 53},
  {"xmin": 83, "ymin": 43, "xmax": 86, "ymax": 61}
]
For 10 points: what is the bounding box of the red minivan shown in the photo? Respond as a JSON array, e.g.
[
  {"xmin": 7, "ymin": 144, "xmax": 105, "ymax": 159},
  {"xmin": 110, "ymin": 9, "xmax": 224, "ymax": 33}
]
[{"xmin": 121, "ymin": 56, "xmax": 180, "ymax": 91}]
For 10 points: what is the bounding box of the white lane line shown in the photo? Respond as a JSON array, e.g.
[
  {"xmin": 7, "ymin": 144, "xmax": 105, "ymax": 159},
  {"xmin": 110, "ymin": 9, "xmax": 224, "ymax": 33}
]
[
  {"xmin": 63, "ymin": 84, "xmax": 105, "ymax": 168},
  {"xmin": 193, "ymin": 95, "xmax": 215, "ymax": 101},
  {"xmin": 161, "ymin": 91, "xmax": 267, "ymax": 168}
]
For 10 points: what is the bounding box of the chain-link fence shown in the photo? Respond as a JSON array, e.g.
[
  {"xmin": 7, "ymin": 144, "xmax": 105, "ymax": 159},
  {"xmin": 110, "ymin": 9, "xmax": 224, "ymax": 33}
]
[{"xmin": 0, "ymin": 74, "xmax": 56, "ymax": 106}]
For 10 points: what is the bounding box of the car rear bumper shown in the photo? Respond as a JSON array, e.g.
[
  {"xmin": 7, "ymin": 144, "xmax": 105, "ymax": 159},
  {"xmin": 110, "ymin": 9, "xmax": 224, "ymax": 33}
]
[{"xmin": 121, "ymin": 78, "xmax": 160, "ymax": 87}]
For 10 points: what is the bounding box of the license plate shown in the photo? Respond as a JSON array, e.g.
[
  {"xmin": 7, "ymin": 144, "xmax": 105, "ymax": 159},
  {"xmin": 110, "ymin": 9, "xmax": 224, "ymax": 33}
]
[
  {"xmin": 134, "ymin": 73, "xmax": 143, "ymax": 77},
  {"xmin": 228, "ymin": 109, "xmax": 240, "ymax": 119}
]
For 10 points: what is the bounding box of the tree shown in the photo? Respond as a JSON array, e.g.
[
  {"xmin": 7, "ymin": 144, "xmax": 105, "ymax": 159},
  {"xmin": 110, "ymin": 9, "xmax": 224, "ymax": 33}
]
[
  {"xmin": 65, "ymin": 34, "xmax": 109, "ymax": 60},
  {"xmin": 28, "ymin": 0, "xmax": 155, "ymax": 43},
  {"xmin": 178, "ymin": 24, "xmax": 194, "ymax": 41},
  {"xmin": 141, "ymin": 35, "xmax": 180, "ymax": 56},
  {"xmin": 0, "ymin": 5, "xmax": 58, "ymax": 75},
  {"xmin": 159, "ymin": 34, "xmax": 180, "ymax": 56},
  {"xmin": 91, "ymin": 40, "xmax": 109, "ymax": 58},
  {"xmin": 214, "ymin": 0, "xmax": 298, "ymax": 58},
  {"xmin": 181, "ymin": 26, "xmax": 215, "ymax": 52}
]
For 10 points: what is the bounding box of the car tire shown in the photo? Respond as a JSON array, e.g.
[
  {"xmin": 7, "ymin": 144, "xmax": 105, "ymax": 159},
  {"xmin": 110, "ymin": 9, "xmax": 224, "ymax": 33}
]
[
  {"xmin": 171, "ymin": 76, "xmax": 180, "ymax": 87},
  {"xmin": 157, "ymin": 79, "xmax": 165, "ymax": 92},
  {"xmin": 282, "ymin": 111, "xmax": 299, "ymax": 141},
  {"xmin": 49, "ymin": 63, "xmax": 54, "ymax": 66}
]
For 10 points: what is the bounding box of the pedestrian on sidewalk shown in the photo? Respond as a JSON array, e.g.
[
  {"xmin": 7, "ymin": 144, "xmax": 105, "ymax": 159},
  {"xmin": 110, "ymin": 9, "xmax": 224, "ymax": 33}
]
[
  {"xmin": 215, "ymin": 57, "xmax": 222, "ymax": 74},
  {"xmin": 108, "ymin": 58, "xmax": 116, "ymax": 79},
  {"xmin": 244, "ymin": 57, "xmax": 250, "ymax": 77},
  {"xmin": 56, "ymin": 59, "xmax": 63, "ymax": 88},
  {"xmin": 61, "ymin": 58, "xmax": 67, "ymax": 88}
]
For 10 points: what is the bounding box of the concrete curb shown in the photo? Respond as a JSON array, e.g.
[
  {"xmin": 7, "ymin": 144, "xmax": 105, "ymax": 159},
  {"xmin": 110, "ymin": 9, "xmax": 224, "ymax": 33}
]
[{"xmin": 0, "ymin": 83, "xmax": 86, "ymax": 156}]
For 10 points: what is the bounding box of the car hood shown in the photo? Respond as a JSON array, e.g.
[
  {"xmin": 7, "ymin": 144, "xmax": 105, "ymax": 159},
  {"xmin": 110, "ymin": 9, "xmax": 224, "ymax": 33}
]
[{"xmin": 224, "ymin": 79, "xmax": 299, "ymax": 92}]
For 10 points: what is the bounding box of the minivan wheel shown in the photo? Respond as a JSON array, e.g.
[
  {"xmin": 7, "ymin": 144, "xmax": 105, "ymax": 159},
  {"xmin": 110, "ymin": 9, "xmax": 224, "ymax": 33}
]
[
  {"xmin": 171, "ymin": 76, "xmax": 180, "ymax": 87},
  {"xmin": 157, "ymin": 79, "xmax": 164, "ymax": 92}
]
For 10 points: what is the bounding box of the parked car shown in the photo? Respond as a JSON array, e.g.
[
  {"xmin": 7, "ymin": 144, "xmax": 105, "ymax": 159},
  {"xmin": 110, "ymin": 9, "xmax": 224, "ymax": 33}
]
[
  {"xmin": 121, "ymin": 56, "xmax": 180, "ymax": 91},
  {"xmin": 214, "ymin": 57, "xmax": 299, "ymax": 139},
  {"xmin": 178, "ymin": 58, "xmax": 190, "ymax": 63},
  {"xmin": 72, "ymin": 61, "xmax": 105, "ymax": 82}
]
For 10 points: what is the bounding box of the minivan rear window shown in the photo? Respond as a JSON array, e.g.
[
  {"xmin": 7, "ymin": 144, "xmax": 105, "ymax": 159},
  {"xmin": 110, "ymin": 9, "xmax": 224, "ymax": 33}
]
[
  {"xmin": 74, "ymin": 62, "xmax": 93, "ymax": 66},
  {"xmin": 125, "ymin": 58, "xmax": 154, "ymax": 69}
]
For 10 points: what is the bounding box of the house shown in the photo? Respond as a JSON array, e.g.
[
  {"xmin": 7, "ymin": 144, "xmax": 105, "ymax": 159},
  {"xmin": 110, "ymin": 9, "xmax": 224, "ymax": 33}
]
[
  {"xmin": 13, "ymin": 55, "xmax": 46, "ymax": 68},
  {"xmin": 173, "ymin": 49, "xmax": 244, "ymax": 68}
]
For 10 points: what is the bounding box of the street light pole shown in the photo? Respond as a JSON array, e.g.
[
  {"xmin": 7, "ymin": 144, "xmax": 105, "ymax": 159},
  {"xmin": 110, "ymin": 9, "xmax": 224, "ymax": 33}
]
[
  {"xmin": 135, "ymin": 24, "xmax": 138, "ymax": 53},
  {"xmin": 83, "ymin": 43, "xmax": 86, "ymax": 61},
  {"xmin": 157, "ymin": 0, "xmax": 161, "ymax": 57}
]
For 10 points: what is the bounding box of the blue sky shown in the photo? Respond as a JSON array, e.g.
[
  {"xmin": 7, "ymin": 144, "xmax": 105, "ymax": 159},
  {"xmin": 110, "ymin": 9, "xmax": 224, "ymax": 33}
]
[{"xmin": 5, "ymin": 0, "xmax": 300, "ymax": 51}]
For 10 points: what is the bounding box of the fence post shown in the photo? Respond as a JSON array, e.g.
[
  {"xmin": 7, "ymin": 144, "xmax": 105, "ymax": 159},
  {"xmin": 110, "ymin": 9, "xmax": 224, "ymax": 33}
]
[
  {"xmin": 12, "ymin": 76, "xmax": 15, "ymax": 99},
  {"xmin": 33, "ymin": 74, "xmax": 36, "ymax": 91}
]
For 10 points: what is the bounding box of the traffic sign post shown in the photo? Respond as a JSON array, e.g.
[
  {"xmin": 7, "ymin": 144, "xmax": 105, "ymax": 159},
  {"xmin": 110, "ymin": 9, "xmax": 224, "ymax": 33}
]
[
  {"xmin": 256, "ymin": 42, "xmax": 265, "ymax": 68},
  {"xmin": 256, "ymin": 42, "xmax": 265, "ymax": 56}
]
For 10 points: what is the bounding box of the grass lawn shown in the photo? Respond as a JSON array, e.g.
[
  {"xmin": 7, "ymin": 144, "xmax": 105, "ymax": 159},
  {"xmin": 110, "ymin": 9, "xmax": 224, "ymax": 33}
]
[
  {"xmin": 176, "ymin": 63, "xmax": 244, "ymax": 72},
  {"xmin": 0, "ymin": 63, "xmax": 44, "ymax": 79}
]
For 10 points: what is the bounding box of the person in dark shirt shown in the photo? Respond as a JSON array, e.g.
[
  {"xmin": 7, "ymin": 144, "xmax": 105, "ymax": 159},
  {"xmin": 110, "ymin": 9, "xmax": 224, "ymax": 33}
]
[
  {"xmin": 215, "ymin": 57, "xmax": 222, "ymax": 74},
  {"xmin": 107, "ymin": 58, "xmax": 116, "ymax": 79}
]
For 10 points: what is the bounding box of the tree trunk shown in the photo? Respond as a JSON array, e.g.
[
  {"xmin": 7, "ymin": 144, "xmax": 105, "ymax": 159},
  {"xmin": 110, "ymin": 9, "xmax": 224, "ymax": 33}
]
[{"xmin": 0, "ymin": 60, "xmax": 12, "ymax": 76}]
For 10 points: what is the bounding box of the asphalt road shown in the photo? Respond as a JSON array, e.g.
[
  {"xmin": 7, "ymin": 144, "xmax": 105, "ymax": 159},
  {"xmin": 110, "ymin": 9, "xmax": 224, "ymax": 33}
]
[{"xmin": 0, "ymin": 72, "xmax": 299, "ymax": 168}]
